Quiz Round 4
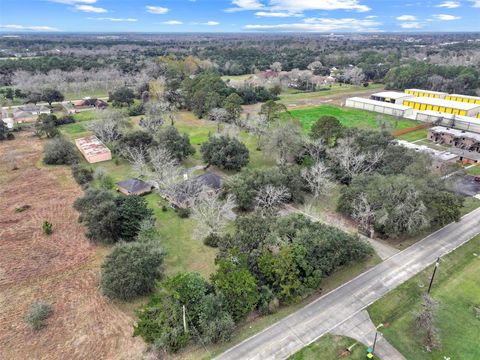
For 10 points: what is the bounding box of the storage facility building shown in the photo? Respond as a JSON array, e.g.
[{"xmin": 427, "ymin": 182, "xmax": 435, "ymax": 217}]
[
  {"xmin": 75, "ymin": 135, "xmax": 112, "ymax": 164},
  {"xmin": 445, "ymin": 94, "xmax": 480, "ymax": 105},
  {"xmin": 370, "ymin": 91, "xmax": 413, "ymax": 104},
  {"xmin": 402, "ymin": 97, "xmax": 480, "ymax": 117},
  {"xmin": 345, "ymin": 97, "xmax": 413, "ymax": 117},
  {"xmin": 404, "ymin": 89, "xmax": 447, "ymax": 98}
]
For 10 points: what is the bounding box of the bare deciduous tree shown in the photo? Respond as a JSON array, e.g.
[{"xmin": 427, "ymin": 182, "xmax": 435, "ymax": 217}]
[
  {"xmin": 254, "ymin": 185, "xmax": 290, "ymax": 212},
  {"xmin": 270, "ymin": 62, "xmax": 282, "ymax": 73},
  {"xmin": 191, "ymin": 187, "xmax": 236, "ymax": 239},
  {"xmin": 304, "ymin": 138, "xmax": 326, "ymax": 163},
  {"xmin": 352, "ymin": 193, "xmax": 375, "ymax": 237},
  {"xmin": 248, "ymin": 114, "xmax": 268, "ymax": 150},
  {"xmin": 87, "ymin": 109, "xmax": 128, "ymax": 143},
  {"xmin": 148, "ymin": 146, "xmax": 182, "ymax": 190},
  {"xmin": 343, "ymin": 66, "xmax": 365, "ymax": 85},
  {"xmin": 266, "ymin": 120, "xmax": 305, "ymax": 165},
  {"xmin": 120, "ymin": 145, "xmax": 150, "ymax": 177},
  {"xmin": 415, "ymin": 295, "xmax": 440, "ymax": 351},
  {"xmin": 328, "ymin": 136, "xmax": 384, "ymax": 181},
  {"xmin": 301, "ymin": 161, "xmax": 334, "ymax": 199}
]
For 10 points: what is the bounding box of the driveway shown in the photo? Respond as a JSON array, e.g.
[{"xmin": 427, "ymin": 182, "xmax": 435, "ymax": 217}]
[{"xmin": 215, "ymin": 207, "xmax": 480, "ymax": 360}]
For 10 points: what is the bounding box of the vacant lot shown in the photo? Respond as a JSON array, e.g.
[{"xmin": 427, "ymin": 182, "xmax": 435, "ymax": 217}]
[
  {"xmin": 288, "ymin": 334, "xmax": 368, "ymax": 360},
  {"xmin": 283, "ymin": 105, "xmax": 419, "ymax": 133},
  {"xmin": 368, "ymin": 235, "xmax": 480, "ymax": 360},
  {"xmin": 0, "ymin": 133, "xmax": 146, "ymax": 360}
]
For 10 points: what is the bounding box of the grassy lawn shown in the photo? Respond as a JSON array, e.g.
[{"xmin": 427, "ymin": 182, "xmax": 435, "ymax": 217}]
[
  {"xmin": 222, "ymin": 74, "xmax": 255, "ymax": 81},
  {"xmin": 279, "ymin": 83, "xmax": 384, "ymax": 103},
  {"xmin": 64, "ymin": 88, "xmax": 108, "ymax": 101},
  {"xmin": 283, "ymin": 105, "xmax": 419, "ymax": 133},
  {"xmin": 368, "ymin": 234, "xmax": 480, "ymax": 360},
  {"xmin": 288, "ymin": 334, "xmax": 370, "ymax": 360},
  {"xmin": 466, "ymin": 165, "xmax": 480, "ymax": 175},
  {"xmin": 396, "ymin": 128, "xmax": 428, "ymax": 142}
]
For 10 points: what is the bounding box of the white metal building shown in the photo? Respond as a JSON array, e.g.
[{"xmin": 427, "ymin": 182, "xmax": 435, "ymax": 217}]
[
  {"xmin": 404, "ymin": 89, "xmax": 447, "ymax": 98},
  {"xmin": 416, "ymin": 111, "xmax": 480, "ymax": 133},
  {"xmin": 345, "ymin": 97, "xmax": 413, "ymax": 117},
  {"xmin": 370, "ymin": 91, "xmax": 413, "ymax": 104},
  {"xmin": 402, "ymin": 97, "xmax": 480, "ymax": 117}
]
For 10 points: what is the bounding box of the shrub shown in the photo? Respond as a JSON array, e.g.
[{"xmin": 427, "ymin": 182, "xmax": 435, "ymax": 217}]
[
  {"xmin": 42, "ymin": 220, "xmax": 53, "ymax": 235},
  {"xmin": 176, "ymin": 207, "xmax": 190, "ymax": 218},
  {"xmin": 43, "ymin": 137, "xmax": 78, "ymax": 165},
  {"xmin": 71, "ymin": 165, "xmax": 93, "ymax": 186},
  {"xmin": 100, "ymin": 175, "xmax": 115, "ymax": 190},
  {"xmin": 101, "ymin": 241, "xmax": 165, "ymax": 301},
  {"xmin": 203, "ymin": 233, "xmax": 220, "ymax": 247},
  {"xmin": 25, "ymin": 301, "xmax": 53, "ymax": 330},
  {"xmin": 201, "ymin": 135, "xmax": 249, "ymax": 171},
  {"xmin": 15, "ymin": 204, "xmax": 31, "ymax": 212},
  {"xmin": 55, "ymin": 115, "xmax": 75, "ymax": 126}
]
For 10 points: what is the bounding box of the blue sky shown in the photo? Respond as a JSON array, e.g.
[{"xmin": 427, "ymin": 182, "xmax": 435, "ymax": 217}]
[{"xmin": 0, "ymin": 0, "xmax": 479, "ymax": 33}]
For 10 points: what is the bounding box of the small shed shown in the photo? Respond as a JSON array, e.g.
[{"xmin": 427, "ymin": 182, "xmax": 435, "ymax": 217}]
[
  {"xmin": 117, "ymin": 178, "xmax": 152, "ymax": 196},
  {"xmin": 75, "ymin": 135, "xmax": 112, "ymax": 163}
]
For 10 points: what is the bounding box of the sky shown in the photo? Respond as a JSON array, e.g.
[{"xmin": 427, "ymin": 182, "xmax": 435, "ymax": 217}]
[{"xmin": 0, "ymin": 0, "xmax": 479, "ymax": 33}]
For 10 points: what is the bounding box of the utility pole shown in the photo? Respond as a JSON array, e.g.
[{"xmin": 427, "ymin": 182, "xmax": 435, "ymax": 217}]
[
  {"xmin": 427, "ymin": 257, "xmax": 440, "ymax": 294},
  {"xmin": 183, "ymin": 305, "xmax": 187, "ymax": 333}
]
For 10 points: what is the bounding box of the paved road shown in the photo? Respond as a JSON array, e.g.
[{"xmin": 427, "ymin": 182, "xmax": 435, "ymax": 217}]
[{"xmin": 216, "ymin": 207, "xmax": 480, "ymax": 360}]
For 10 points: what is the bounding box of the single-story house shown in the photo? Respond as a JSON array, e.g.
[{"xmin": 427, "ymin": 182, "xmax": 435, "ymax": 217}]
[
  {"xmin": 162, "ymin": 172, "xmax": 223, "ymax": 208},
  {"xmin": 117, "ymin": 178, "xmax": 152, "ymax": 196},
  {"xmin": 73, "ymin": 97, "xmax": 108, "ymax": 110},
  {"xmin": 75, "ymin": 135, "xmax": 112, "ymax": 163}
]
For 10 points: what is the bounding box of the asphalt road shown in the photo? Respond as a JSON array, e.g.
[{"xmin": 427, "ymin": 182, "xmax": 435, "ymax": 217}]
[{"xmin": 215, "ymin": 207, "xmax": 480, "ymax": 360}]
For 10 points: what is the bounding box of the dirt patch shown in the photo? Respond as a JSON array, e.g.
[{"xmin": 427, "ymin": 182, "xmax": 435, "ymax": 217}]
[{"xmin": 0, "ymin": 133, "xmax": 147, "ymax": 360}]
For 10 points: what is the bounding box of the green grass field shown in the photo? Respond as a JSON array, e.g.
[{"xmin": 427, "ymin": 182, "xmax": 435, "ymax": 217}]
[
  {"xmin": 368, "ymin": 234, "xmax": 480, "ymax": 360},
  {"xmin": 279, "ymin": 83, "xmax": 384, "ymax": 103},
  {"xmin": 282, "ymin": 105, "xmax": 419, "ymax": 133},
  {"xmin": 396, "ymin": 128, "xmax": 428, "ymax": 142},
  {"xmin": 288, "ymin": 334, "xmax": 370, "ymax": 360}
]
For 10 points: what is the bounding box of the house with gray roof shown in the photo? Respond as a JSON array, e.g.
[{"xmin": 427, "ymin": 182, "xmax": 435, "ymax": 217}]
[{"xmin": 116, "ymin": 178, "xmax": 152, "ymax": 196}]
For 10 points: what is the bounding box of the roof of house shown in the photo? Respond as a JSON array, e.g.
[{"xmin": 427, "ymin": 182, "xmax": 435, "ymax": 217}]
[
  {"xmin": 13, "ymin": 110, "xmax": 33, "ymax": 118},
  {"xmin": 346, "ymin": 97, "xmax": 412, "ymax": 110},
  {"xmin": 407, "ymin": 97, "xmax": 480, "ymax": 111},
  {"xmin": 117, "ymin": 178, "xmax": 151, "ymax": 193}
]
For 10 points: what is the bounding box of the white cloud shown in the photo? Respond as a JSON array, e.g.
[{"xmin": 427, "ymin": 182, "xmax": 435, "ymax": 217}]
[
  {"xmin": 470, "ymin": 0, "xmax": 480, "ymax": 7},
  {"xmin": 0, "ymin": 24, "xmax": 59, "ymax": 31},
  {"xmin": 396, "ymin": 15, "xmax": 417, "ymax": 21},
  {"xmin": 75, "ymin": 4, "xmax": 107, "ymax": 13},
  {"xmin": 163, "ymin": 20, "xmax": 183, "ymax": 25},
  {"xmin": 88, "ymin": 17, "xmax": 137, "ymax": 22},
  {"xmin": 204, "ymin": 21, "xmax": 220, "ymax": 26},
  {"xmin": 226, "ymin": 0, "xmax": 264, "ymax": 12},
  {"xmin": 48, "ymin": 0, "xmax": 97, "ymax": 4},
  {"xmin": 244, "ymin": 17, "xmax": 381, "ymax": 32},
  {"xmin": 436, "ymin": 1, "xmax": 461, "ymax": 8},
  {"xmin": 268, "ymin": 0, "xmax": 371, "ymax": 13},
  {"xmin": 146, "ymin": 5, "xmax": 169, "ymax": 14},
  {"xmin": 227, "ymin": 0, "xmax": 370, "ymax": 13},
  {"xmin": 432, "ymin": 14, "xmax": 461, "ymax": 20},
  {"xmin": 255, "ymin": 11, "xmax": 302, "ymax": 17},
  {"xmin": 400, "ymin": 22, "xmax": 422, "ymax": 28}
]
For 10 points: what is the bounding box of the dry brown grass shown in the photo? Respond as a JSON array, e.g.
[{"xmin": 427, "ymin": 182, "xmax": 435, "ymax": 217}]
[{"xmin": 0, "ymin": 132, "xmax": 147, "ymax": 360}]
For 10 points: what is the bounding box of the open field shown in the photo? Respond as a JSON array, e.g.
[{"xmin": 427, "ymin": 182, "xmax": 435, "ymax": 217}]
[
  {"xmin": 0, "ymin": 133, "xmax": 146, "ymax": 360},
  {"xmin": 396, "ymin": 128, "xmax": 428, "ymax": 142},
  {"xmin": 288, "ymin": 334, "xmax": 369, "ymax": 360},
  {"xmin": 279, "ymin": 83, "xmax": 384, "ymax": 104},
  {"xmin": 282, "ymin": 105, "xmax": 420, "ymax": 133},
  {"xmin": 368, "ymin": 234, "xmax": 480, "ymax": 360}
]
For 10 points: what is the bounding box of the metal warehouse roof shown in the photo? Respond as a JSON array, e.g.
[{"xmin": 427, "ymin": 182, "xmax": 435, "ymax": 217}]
[
  {"xmin": 449, "ymin": 94, "xmax": 480, "ymax": 101},
  {"xmin": 407, "ymin": 97, "xmax": 480, "ymax": 111},
  {"xmin": 405, "ymin": 89, "xmax": 447, "ymax": 96},
  {"xmin": 371, "ymin": 91, "xmax": 412, "ymax": 99},
  {"xmin": 347, "ymin": 97, "xmax": 411, "ymax": 110}
]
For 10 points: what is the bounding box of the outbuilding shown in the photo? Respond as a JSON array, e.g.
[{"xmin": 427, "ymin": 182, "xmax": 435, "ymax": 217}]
[
  {"xmin": 75, "ymin": 135, "xmax": 112, "ymax": 163},
  {"xmin": 445, "ymin": 94, "xmax": 480, "ymax": 105},
  {"xmin": 116, "ymin": 178, "xmax": 152, "ymax": 196},
  {"xmin": 370, "ymin": 91, "xmax": 413, "ymax": 104},
  {"xmin": 345, "ymin": 97, "xmax": 413, "ymax": 117}
]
